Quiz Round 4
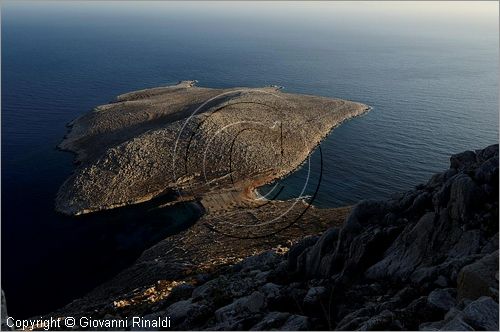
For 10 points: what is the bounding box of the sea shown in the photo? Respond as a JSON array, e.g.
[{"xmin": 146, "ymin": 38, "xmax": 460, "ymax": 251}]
[{"xmin": 2, "ymin": 1, "xmax": 498, "ymax": 318}]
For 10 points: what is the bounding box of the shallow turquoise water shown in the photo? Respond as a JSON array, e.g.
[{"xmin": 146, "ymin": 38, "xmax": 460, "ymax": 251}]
[{"xmin": 2, "ymin": 2, "xmax": 498, "ymax": 317}]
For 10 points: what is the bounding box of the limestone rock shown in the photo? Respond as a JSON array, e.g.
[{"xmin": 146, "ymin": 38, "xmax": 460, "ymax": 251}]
[
  {"xmin": 279, "ymin": 315, "xmax": 310, "ymax": 331},
  {"xmin": 461, "ymin": 296, "xmax": 499, "ymax": 331},
  {"xmin": 439, "ymin": 316, "xmax": 473, "ymax": 331},
  {"xmin": 250, "ymin": 312, "xmax": 290, "ymax": 330},
  {"xmin": 303, "ymin": 286, "xmax": 327, "ymax": 307},
  {"xmin": 427, "ymin": 288, "xmax": 456, "ymax": 313},
  {"xmin": 214, "ymin": 291, "xmax": 266, "ymax": 329}
]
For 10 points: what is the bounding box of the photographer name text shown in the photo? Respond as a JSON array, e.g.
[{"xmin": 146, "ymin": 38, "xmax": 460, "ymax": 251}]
[{"xmin": 6, "ymin": 316, "xmax": 171, "ymax": 330}]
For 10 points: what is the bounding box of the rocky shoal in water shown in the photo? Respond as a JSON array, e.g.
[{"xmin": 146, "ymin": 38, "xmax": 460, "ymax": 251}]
[
  {"xmin": 18, "ymin": 145, "xmax": 498, "ymax": 331},
  {"xmin": 55, "ymin": 81, "xmax": 369, "ymax": 216}
]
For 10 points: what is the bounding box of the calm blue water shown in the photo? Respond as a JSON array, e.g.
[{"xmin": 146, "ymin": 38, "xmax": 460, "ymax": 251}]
[{"xmin": 2, "ymin": 2, "xmax": 498, "ymax": 318}]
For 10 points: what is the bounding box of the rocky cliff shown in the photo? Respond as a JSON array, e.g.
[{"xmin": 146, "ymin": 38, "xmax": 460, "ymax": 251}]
[
  {"xmin": 126, "ymin": 144, "xmax": 498, "ymax": 331},
  {"xmin": 36, "ymin": 145, "xmax": 499, "ymax": 331}
]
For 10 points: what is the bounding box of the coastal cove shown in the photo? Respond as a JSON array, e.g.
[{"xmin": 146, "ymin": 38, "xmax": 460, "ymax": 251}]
[{"xmin": 2, "ymin": 1, "xmax": 498, "ymax": 319}]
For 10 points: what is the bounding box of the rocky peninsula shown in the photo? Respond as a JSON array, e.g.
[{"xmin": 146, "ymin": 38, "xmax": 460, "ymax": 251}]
[
  {"xmin": 56, "ymin": 80, "xmax": 369, "ymax": 217},
  {"xmin": 33, "ymin": 144, "xmax": 497, "ymax": 331}
]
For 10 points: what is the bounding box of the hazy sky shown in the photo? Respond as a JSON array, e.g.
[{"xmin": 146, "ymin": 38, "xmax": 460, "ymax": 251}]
[
  {"xmin": 3, "ymin": 1, "xmax": 498, "ymax": 42},
  {"xmin": 4, "ymin": 1, "xmax": 498, "ymax": 19}
]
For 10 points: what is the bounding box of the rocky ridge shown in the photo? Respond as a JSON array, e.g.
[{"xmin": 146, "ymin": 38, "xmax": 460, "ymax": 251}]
[
  {"xmin": 37, "ymin": 145, "xmax": 499, "ymax": 330},
  {"xmin": 132, "ymin": 144, "xmax": 498, "ymax": 331},
  {"xmin": 140, "ymin": 144, "xmax": 498, "ymax": 330}
]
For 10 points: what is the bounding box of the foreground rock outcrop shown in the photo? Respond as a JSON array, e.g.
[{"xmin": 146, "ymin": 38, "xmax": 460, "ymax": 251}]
[
  {"xmin": 152, "ymin": 145, "xmax": 499, "ymax": 330},
  {"xmin": 134, "ymin": 144, "xmax": 498, "ymax": 331},
  {"xmin": 56, "ymin": 81, "xmax": 368, "ymax": 215},
  {"xmin": 41, "ymin": 145, "xmax": 498, "ymax": 331}
]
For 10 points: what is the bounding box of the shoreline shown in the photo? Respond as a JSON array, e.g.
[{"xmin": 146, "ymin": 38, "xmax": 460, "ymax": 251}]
[{"xmin": 251, "ymin": 106, "xmax": 372, "ymax": 203}]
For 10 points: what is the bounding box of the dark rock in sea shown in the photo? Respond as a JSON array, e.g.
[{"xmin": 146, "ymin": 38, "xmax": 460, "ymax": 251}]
[{"xmin": 450, "ymin": 150, "xmax": 477, "ymax": 170}]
